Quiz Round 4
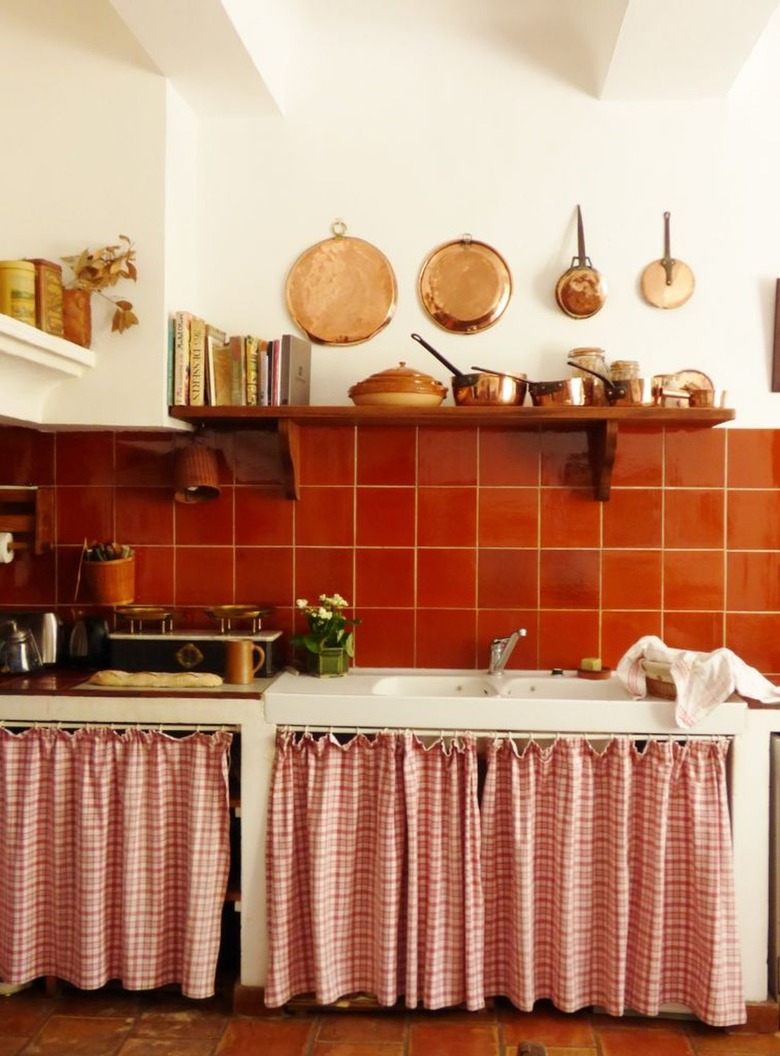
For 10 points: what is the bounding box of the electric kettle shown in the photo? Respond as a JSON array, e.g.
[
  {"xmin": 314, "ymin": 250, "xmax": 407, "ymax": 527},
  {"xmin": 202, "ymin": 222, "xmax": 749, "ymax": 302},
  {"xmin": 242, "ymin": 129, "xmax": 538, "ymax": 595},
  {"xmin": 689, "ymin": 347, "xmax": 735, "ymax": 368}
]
[{"xmin": 0, "ymin": 620, "xmax": 43, "ymax": 674}]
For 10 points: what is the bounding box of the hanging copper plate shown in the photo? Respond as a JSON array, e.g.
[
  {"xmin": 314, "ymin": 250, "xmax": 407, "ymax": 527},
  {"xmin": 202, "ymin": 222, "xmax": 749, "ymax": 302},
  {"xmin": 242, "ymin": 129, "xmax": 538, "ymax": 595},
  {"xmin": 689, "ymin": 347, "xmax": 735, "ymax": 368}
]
[
  {"xmin": 418, "ymin": 235, "xmax": 513, "ymax": 334},
  {"xmin": 285, "ymin": 221, "xmax": 397, "ymax": 346}
]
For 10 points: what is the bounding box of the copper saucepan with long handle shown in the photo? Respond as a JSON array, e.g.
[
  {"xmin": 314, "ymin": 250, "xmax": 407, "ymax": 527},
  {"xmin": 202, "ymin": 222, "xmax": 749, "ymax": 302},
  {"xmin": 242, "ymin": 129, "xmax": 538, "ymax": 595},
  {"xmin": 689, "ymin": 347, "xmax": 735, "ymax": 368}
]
[
  {"xmin": 410, "ymin": 333, "xmax": 527, "ymax": 405},
  {"xmin": 555, "ymin": 205, "xmax": 608, "ymax": 319}
]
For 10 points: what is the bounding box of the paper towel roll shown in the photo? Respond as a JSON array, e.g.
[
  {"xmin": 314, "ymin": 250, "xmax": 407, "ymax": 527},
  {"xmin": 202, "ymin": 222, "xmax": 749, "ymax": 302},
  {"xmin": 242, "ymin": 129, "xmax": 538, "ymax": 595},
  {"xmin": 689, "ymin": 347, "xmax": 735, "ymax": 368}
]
[{"xmin": 0, "ymin": 532, "xmax": 14, "ymax": 564}]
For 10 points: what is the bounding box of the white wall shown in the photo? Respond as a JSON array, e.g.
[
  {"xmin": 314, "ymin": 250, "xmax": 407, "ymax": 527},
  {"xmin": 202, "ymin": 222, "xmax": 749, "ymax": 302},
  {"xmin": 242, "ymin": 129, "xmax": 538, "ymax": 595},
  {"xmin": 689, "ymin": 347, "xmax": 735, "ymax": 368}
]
[
  {"xmin": 0, "ymin": 0, "xmax": 168, "ymax": 427},
  {"xmin": 2, "ymin": 0, "xmax": 780, "ymax": 426},
  {"xmin": 196, "ymin": 1, "xmax": 780, "ymax": 426}
]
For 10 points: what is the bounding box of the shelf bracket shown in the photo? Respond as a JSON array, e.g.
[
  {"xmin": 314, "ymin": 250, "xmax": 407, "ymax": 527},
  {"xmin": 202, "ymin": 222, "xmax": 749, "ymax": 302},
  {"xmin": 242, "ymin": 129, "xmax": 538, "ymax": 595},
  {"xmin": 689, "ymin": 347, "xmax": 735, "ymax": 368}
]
[
  {"xmin": 588, "ymin": 421, "xmax": 618, "ymax": 501},
  {"xmin": 277, "ymin": 419, "xmax": 301, "ymax": 500}
]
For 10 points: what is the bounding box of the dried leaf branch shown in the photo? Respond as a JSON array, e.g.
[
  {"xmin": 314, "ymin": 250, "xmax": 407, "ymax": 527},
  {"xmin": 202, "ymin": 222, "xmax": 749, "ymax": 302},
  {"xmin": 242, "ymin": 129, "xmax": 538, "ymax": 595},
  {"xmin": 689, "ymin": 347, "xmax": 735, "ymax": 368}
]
[{"xmin": 62, "ymin": 234, "xmax": 139, "ymax": 334}]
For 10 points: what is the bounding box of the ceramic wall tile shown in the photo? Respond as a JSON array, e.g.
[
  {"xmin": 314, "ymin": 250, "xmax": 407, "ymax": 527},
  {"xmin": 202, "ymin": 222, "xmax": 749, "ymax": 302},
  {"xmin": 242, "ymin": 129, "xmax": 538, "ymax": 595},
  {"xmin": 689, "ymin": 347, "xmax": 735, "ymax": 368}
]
[
  {"xmin": 416, "ymin": 608, "xmax": 478, "ymax": 668},
  {"xmin": 293, "ymin": 547, "xmax": 354, "ymax": 606},
  {"xmin": 727, "ymin": 428, "xmax": 780, "ymax": 488},
  {"xmin": 602, "ymin": 489, "xmax": 662, "ymax": 549},
  {"xmin": 356, "ymin": 487, "xmax": 416, "ymax": 546},
  {"xmin": 540, "ymin": 550, "xmax": 600, "ymax": 609},
  {"xmin": 357, "ymin": 426, "xmax": 416, "ymax": 485},
  {"xmin": 56, "ymin": 431, "xmax": 115, "ymax": 485},
  {"xmin": 356, "ymin": 548, "xmax": 415, "ymax": 607},
  {"xmin": 354, "ymin": 608, "xmax": 416, "ymax": 668},
  {"xmin": 418, "ymin": 427, "xmax": 477, "ymax": 485},
  {"xmin": 540, "ymin": 489, "xmax": 601, "ymax": 548},
  {"xmin": 665, "ymin": 428, "xmax": 726, "ymax": 488},
  {"xmin": 418, "ymin": 487, "xmax": 477, "ymax": 547},
  {"xmin": 478, "ymin": 488, "xmax": 539, "ymax": 547},
  {"xmin": 727, "ymin": 489, "xmax": 780, "ymax": 549},
  {"xmin": 538, "ymin": 610, "xmax": 600, "ymax": 670},
  {"xmin": 118, "ymin": 486, "xmax": 176, "ymax": 545},
  {"xmin": 477, "ymin": 549, "xmax": 538, "ymax": 609},
  {"xmin": 610, "ymin": 426, "xmax": 663, "ymax": 487},
  {"xmin": 417, "ymin": 548, "xmax": 476, "ymax": 608},
  {"xmin": 298, "ymin": 424, "xmax": 355, "ymax": 485},
  {"xmin": 664, "ymin": 489, "xmax": 724, "ymax": 550},
  {"xmin": 295, "ymin": 486, "xmax": 355, "ymax": 547},
  {"xmin": 479, "ymin": 428, "xmax": 540, "ymax": 486},
  {"xmin": 234, "ymin": 487, "xmax": 293, "ymax": 546},
  {"xmin": 236, "ymin": 546, "xmax": 293, "ymax": 608}
]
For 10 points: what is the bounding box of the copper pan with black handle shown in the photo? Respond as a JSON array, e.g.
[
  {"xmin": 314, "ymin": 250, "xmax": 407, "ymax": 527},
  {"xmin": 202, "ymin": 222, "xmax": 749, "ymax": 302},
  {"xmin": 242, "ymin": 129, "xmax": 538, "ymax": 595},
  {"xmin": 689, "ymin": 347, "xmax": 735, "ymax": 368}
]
[
  {"xmin": 640, "ymin": 211, "xmax": 695, "ymax": 309},
  {"xmin": 554, "ymin": 205, "xmax": 608, "ymax": 319}
]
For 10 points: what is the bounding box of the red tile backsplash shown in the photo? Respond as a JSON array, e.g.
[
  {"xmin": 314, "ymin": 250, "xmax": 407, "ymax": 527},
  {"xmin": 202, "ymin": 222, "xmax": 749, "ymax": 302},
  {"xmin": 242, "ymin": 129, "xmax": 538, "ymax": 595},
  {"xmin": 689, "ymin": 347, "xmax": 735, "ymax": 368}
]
[{"xmin": 3, "ymin": 423, "xmax": 780, "ymax": 674}]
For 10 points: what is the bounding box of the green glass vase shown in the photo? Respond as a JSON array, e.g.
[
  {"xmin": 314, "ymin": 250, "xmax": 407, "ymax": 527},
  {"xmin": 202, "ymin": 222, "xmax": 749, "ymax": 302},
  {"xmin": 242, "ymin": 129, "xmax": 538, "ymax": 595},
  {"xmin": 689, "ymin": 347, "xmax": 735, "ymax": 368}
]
[{"xmin": 308, "ymin": 646, "xmax": 348, "ymax": 677}]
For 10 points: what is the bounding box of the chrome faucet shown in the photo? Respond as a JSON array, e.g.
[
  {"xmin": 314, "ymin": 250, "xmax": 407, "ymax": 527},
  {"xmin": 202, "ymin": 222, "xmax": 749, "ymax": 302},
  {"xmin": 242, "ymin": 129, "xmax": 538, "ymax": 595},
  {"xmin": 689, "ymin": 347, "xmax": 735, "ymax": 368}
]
[{"xmin": 488, "ymin": 628, "xmax": 527, "ymax": 675}]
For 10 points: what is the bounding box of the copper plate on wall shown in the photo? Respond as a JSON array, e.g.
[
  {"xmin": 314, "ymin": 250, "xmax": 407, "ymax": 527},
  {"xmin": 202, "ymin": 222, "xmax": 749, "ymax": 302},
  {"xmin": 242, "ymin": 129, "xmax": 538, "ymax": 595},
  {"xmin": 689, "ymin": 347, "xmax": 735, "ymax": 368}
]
[
  {"xmin": 418, "ymin": 235, "xmax": 512, "ymax": 333},
  {"xmin": 285, "ymin": 222, "xmax": 397, "ymax": 346}
]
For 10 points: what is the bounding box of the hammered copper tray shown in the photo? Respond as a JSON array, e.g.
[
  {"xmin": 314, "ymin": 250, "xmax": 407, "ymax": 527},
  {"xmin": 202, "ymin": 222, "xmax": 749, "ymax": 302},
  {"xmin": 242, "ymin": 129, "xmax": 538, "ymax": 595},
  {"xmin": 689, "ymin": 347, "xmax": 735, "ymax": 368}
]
[
  {"xmin": 285, "ymin": 223, "xmax": 397, "ymax": 346},
  {"xmin": 418, "ymin": 236, "xmax": 513, "ymax": 334}
]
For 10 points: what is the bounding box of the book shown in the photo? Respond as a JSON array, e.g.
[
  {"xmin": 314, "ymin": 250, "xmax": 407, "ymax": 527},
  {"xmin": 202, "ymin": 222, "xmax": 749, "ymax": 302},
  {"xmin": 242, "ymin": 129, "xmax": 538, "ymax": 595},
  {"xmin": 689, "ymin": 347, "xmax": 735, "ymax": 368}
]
[
  {"xmin": 228, "ymin": 335, "xmax": 246, "ymax": 405},
  {"xmin": 279, "ymin": 333, "xmax": 311, "ymax": 406},
  {"xmin": 188, "ymin": 316, "xmax": 207, "ymax": 406},
  {"xmin": 172, "ymin": 310, "xmax": 192, "ymax": 405},
  {"xmin": 257, "ymin": 339, "xmax": 270, "ymax": 405},
  {"xmin": 244, "ymin": 334, "xmax": 258, "ymax": 405},
  {"xmin": 205, "ymin": 324, "xmax": 227, "ymax": 405},
  {"xmin": 211, "ymin": 342, "xmax": 233, "ymax": 405}
]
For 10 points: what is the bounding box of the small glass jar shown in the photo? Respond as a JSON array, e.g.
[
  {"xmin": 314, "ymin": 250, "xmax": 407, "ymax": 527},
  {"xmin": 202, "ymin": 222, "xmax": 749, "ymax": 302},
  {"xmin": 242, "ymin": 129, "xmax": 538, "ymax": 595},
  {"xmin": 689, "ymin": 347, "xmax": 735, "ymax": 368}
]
[
  {"xmin": 568, "ymin": 348, "xmax": 607, "ymax": 378},
  {"xmin": 609, "ymin": 359, "xmax": 640, "ymax": 382}
]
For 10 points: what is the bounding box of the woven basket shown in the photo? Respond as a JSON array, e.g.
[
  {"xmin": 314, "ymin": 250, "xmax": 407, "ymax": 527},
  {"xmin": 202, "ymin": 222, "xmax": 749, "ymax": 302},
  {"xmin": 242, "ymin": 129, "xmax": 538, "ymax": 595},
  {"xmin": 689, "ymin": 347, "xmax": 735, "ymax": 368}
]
[
  {"xmin": 642, "ymin": 659, "xmax": 677, "ymax": 700},
  {"xmin": 645, "ymin": 675, "xmax": 677, "ymax": 700}
]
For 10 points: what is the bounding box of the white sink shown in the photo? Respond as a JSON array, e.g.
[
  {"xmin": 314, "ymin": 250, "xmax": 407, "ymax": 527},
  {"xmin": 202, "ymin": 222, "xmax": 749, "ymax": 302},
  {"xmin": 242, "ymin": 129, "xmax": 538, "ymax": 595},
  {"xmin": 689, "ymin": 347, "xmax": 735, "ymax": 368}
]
[
  {"xmin": 372, "ymin": 674, "xmax": 499, "ymax": 697},
  {"xmin": 263, "ymin": 668, "xmax": 747, "ymax": 735}
]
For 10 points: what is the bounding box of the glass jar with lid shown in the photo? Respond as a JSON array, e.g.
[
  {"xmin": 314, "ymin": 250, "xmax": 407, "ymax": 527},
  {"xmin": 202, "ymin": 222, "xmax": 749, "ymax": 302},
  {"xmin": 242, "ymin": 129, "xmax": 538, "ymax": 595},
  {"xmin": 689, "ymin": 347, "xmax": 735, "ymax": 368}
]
[
  {"xmin": 609, "ymin": 360, "xmax": 640, "ymax": 382},
  {"xmin": 568, "ymin": 348, "xmax": 608, "ymax": 405}
]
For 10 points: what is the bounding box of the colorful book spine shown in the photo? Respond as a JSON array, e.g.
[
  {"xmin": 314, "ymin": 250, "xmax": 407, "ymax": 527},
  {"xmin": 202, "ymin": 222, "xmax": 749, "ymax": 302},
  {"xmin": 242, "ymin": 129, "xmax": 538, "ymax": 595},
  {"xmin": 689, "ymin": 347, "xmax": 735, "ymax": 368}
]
[
  {"xmin": 244, "ymin": 334, "xmax": 258, "ymax": 405},
  {"xmin": 173, "ymin": 310, "xmax": 192, "ymax": 405},
  {"xmin": 188, "ymin": 316, "xmax": 207, "ymax": 406}
]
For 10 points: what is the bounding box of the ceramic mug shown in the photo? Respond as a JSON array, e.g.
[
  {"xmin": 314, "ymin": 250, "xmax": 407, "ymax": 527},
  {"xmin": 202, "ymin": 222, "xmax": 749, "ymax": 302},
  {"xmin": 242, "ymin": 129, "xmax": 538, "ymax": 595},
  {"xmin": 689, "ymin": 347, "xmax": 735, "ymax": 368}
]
[{"xmin": 224, "ymin": 639, "xmax": 265, "ymax": 684}]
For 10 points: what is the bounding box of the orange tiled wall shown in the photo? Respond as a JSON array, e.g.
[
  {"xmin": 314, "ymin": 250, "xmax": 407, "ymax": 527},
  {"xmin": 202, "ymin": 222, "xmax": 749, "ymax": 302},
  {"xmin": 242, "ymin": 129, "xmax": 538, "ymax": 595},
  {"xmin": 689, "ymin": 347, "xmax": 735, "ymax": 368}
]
[{"xmin": 2, "ymin": 422, "xmax": 780, "ymax": 674}]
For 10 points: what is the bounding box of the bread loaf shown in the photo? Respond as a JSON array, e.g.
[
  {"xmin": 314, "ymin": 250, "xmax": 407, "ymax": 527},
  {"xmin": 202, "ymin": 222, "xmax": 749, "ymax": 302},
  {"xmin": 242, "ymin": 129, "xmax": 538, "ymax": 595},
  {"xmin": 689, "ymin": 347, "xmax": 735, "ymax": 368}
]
[{"xmin": 88, "ymin": 670, "xmax": 223, "ymax": 689}]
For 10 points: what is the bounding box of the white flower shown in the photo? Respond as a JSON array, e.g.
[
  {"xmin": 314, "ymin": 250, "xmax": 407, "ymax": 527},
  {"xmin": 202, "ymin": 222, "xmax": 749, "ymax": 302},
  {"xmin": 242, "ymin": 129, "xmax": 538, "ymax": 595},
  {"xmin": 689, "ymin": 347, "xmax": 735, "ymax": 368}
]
[{"xmin": 295, "ymin": 598, "xmax": 308, "ymax": 608}]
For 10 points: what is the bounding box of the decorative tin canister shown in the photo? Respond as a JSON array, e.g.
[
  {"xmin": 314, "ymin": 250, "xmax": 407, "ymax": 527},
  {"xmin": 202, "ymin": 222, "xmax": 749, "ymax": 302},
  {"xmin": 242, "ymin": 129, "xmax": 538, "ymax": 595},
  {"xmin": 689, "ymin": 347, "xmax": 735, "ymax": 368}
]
[{"xmin": 0, "ymin": 260, "xmax": 36, "ymax": 325}]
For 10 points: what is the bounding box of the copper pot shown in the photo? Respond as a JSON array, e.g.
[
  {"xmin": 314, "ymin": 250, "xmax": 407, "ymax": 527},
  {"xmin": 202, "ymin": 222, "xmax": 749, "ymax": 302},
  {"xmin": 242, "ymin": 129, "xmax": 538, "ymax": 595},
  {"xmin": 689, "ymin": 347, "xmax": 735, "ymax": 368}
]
[
  {"xmin": 527, "ymin": 378, "xmax": 588, "ymax": 406},
  {"xmin": 410, "ymin": 332, "xmax": 526, "ymax": 406}
]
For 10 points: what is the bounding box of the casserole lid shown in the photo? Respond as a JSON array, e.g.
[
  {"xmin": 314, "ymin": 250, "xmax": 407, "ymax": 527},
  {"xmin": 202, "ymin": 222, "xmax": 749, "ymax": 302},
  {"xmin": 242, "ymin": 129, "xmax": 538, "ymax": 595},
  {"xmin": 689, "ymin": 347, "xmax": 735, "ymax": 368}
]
[{"xmin": 348, "ymin": 362, "xmax": 447, "ymax": 398}]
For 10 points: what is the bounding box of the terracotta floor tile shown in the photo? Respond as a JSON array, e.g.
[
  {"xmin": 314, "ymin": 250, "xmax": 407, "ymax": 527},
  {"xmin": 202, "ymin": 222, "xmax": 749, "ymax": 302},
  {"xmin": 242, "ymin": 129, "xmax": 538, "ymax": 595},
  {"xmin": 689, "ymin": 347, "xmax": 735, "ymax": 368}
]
[
  {"xmin": 118, "ymin": 1040, "xmax": 216, "ymax": 1055},
  {"xmin": 135, "ymin": 1007, "xmax": 228, "ymax": 1039},
  {"xmin": 311, "ymin": 1044, "xmax": 405, "ymax": 1056},
  {"xmin": 0, "ymin": 1039, "xmax": 26, "ymax": 1056},
  {"xmin": 687, "ymin": 1029, "xmax": 780, "ymax": 1052},
  {"xmin": 316, "ymin": 1012, "xmax": 406, "ymax": 1042},
  {"xmin": 546, "ymin": 1049, "xmax": 598, "ymax": 1056},
  {"xmin": 22, "ymin": 1013, "xmax": 134, "ymax": 1055},
  {"xmin": 499, "ymin": 1007, "xmax": 595, "ymax": 1046},
  {"xmin": 0, "ymin": 992, "xmax": 55, "ymax": 1035},
  {"xmin": 408, "ymin": 1019, "xmax": 498, "ymax": 1056},
  {"xmin": 215, "ymin": 1016, "xmax": 315, "ymax": 1055},
  {"xmin": 598, "ymin": 1025, "xmax": 693, "ymax": 1055}
]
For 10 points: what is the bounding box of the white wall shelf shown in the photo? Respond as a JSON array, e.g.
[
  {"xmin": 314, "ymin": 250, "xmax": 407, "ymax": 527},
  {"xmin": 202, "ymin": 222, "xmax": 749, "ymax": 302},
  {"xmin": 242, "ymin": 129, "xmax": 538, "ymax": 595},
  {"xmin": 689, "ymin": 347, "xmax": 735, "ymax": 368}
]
[{"xmin": 0, "ymin": 315, "xmax": 96, "ymax": 426}]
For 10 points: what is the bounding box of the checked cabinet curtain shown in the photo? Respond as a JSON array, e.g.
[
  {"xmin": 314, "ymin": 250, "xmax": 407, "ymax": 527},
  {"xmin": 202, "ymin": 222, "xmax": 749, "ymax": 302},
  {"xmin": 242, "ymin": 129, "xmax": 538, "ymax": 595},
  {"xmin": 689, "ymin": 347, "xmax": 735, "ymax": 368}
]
[
  {"xmin": 266, "ymin": 731, "xmax": 745, "ymax": 1027},
  {"xmin": 0, "ymin": 726, "xmax": 232, "ymax": 999}
]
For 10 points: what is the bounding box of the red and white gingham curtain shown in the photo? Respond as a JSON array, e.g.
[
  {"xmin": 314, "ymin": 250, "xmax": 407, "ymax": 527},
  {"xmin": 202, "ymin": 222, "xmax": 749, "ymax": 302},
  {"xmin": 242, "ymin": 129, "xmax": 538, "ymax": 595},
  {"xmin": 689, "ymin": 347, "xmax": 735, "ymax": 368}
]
[
  {"xmin": 265, "ymin": 730, "xmax": 483, "ymax": 1009},
  {"xmin": 481, "ymin": 736, "xmax": 745, "ymax": 1028},
  {"xmin": 266, "ymin": 731, "xmax": 744, "ymax": 1027},
  {"xmin": 0, "ymin": 726, "xmax": 232, "ymax": 999}
]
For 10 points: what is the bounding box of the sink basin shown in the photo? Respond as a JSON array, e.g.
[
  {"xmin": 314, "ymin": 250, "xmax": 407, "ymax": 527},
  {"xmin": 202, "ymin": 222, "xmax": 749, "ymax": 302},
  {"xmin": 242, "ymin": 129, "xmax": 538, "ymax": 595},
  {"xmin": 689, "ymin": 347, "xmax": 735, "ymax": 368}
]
[
  {"xmin": 263, "ymin": 668, "xmax": 747, "ymax": 735},
  {"xmin": 372, "ymin": 675, "xmax": 499, "ymax": 697}
]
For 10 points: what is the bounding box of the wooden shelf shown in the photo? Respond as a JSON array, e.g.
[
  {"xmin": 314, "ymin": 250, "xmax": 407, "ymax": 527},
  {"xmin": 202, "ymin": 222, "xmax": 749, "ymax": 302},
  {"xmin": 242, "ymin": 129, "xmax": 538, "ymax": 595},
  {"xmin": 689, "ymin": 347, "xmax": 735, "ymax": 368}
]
[
  {"xmin": 168, "ymin": 404, "xmax": 736, "ymax": 501},
  {"xmin": 0, "ymin": 485, "xmax": 54, "ymax": 554}
]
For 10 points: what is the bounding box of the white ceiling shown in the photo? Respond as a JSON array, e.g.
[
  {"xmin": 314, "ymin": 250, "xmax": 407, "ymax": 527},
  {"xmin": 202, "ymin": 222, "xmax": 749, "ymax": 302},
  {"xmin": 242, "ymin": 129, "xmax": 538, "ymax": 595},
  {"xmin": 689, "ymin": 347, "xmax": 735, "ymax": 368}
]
[{"xmin": 108, "ymin": 0, "xmax": 780, "ymax": 117}]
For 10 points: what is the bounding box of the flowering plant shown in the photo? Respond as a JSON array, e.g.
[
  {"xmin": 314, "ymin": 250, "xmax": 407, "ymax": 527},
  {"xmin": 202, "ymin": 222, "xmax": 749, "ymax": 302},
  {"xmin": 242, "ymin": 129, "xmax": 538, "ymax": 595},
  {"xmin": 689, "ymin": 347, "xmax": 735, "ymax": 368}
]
[{"xmin": 292, "ymin": 593, "xmax": 361, "ymax": 656}]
